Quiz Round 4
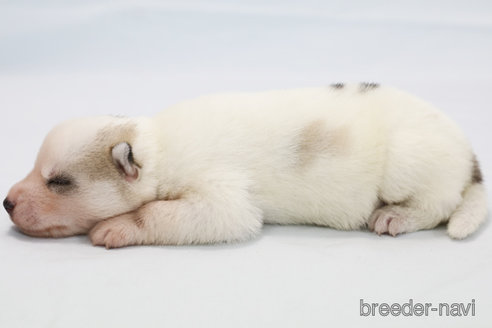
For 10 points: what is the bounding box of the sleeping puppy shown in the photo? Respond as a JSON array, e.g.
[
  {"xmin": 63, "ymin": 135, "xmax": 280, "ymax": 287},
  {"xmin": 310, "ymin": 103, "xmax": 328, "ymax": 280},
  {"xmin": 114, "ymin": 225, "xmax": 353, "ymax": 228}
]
[{"xmin": 3, "ymin": 83, "xmax": 488, "ymax": 248}]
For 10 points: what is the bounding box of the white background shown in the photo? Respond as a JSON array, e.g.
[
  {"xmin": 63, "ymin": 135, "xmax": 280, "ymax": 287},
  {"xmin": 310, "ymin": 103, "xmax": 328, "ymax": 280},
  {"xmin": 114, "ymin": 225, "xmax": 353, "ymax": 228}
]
[{"xmin": 1, "ymin": 1, "xmax": 491, "ymax": 327}]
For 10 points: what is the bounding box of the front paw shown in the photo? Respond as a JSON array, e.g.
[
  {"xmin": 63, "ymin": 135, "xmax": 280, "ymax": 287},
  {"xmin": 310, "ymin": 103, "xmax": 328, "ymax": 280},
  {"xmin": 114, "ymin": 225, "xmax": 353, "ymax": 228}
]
[{"xmin": 89, "ymin": 213, "xmax": 142, "ymax": 249}]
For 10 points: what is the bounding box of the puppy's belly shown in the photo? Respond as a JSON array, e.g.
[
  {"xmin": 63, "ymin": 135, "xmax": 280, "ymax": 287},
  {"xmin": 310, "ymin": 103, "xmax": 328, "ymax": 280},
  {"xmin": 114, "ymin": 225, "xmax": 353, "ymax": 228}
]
[
  {"xmin": 253, "ymin": 171, "xmax": 379, "ymax": 230},
  {"xmin": 259, "ymin": 193, "xmax": 377, "ymax": 230}
]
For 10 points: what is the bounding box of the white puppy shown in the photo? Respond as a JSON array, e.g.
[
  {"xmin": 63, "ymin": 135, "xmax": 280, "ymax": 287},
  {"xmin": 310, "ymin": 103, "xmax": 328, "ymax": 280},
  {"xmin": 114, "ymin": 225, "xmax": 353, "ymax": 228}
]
[{"xmin": 4, "ymin": 83, "xmax": 487, "ymax": 248}]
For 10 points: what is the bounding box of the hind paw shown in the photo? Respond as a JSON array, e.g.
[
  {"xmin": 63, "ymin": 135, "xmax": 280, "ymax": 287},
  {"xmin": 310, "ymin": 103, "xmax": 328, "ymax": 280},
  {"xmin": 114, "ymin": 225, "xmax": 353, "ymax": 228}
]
[{"xmin": 368, "ymin": 206, "xmax": 409, "ymax": 237}]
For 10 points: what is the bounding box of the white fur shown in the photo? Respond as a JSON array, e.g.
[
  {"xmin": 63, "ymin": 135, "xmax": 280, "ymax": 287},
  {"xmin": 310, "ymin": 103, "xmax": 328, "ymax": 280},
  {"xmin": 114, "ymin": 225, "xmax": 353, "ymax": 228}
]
[
  {"xmin": 448, "ymin": 184, "xmax": 488, "ymax": 239},
  {"xmin": 6, "ymin": 84, "xmax": 488, "ymax": 247}
]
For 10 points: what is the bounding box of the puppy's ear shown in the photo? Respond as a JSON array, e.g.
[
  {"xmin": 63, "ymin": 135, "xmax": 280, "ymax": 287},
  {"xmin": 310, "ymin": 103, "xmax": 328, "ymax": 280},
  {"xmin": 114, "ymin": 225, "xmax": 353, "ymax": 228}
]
[{"xmin": 111, "ymin": 142, "xmax": 139, "ymax": 181}]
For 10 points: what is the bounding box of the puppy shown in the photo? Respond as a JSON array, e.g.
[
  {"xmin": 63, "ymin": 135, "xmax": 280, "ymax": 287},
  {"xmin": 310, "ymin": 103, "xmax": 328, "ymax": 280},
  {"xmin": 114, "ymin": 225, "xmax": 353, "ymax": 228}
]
[{"xmin": 4, "ymin": 83, "xmax": 487, "ymax": 248}]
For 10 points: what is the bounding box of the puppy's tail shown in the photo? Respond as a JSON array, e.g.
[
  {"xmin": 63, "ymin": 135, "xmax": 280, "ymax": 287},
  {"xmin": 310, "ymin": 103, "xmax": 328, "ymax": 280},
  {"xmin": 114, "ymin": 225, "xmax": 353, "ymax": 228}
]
[{"xmin": 447, "ymin": 183, "xmax": 488, "ymax": 239}]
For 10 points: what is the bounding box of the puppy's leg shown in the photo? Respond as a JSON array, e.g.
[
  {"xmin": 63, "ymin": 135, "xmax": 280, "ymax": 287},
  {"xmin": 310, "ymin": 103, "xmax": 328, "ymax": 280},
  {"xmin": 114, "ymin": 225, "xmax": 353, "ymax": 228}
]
[
  {"xmin": 89, "ymin": 213, "xmax": 142, "ymax": 249},
  {"xmin": 368, "ymin": 205, "xmax": 434, "ymax": 236},
  {"xmin": 89, "ymin": 188, "xmax": 263, "ymax": 248},
  {"xmin": 368, "ymin": 193, "xmax": 460, "ymax": 237},
  {"xmin": 371, "ymin": 134, "xmax": 469, "ymax": 237}
]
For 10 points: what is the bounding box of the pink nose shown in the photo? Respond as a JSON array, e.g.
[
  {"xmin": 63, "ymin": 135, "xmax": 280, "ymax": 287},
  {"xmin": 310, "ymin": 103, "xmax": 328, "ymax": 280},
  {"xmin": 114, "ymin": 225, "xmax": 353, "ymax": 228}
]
[{"xmin": 3, "ymin": 197, "xmax": 15, "ymax": 215}]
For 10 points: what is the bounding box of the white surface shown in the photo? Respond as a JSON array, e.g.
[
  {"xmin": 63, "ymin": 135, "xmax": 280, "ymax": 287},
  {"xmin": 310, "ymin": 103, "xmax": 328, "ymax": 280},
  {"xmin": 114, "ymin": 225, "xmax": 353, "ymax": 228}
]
[{"xmin": 1, "ymin": 1, "xmax": 491, "ymax": 327}]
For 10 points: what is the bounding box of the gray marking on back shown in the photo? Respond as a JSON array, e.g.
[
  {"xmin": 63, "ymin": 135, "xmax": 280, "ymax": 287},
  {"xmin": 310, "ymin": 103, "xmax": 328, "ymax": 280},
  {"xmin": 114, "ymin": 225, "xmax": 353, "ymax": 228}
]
[
  {"xmin": 359, "ymin": 82, "xmax": 380, "ymax": 92},
  {"xmin": 330, "ymin": 83, "xmax": 345, "ymax": 89}
]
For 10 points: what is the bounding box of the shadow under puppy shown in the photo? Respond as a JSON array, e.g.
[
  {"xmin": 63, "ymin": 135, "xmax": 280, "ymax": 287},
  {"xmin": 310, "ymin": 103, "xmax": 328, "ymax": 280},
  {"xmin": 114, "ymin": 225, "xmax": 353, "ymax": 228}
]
[{"xmin": 3, "ymin": 83, "xmax": 487, "ymax": 248}]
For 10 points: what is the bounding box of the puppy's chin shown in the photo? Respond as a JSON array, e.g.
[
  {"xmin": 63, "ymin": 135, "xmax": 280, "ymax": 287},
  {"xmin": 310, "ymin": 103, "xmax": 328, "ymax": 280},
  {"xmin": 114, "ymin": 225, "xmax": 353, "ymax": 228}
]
[
  {"xmin": 16, "ymin": 224, "xmax": 85, "ymax": 238},
  {"xmin": 16, "ymin": 225, "xmax": 63, "ymax": 238}
]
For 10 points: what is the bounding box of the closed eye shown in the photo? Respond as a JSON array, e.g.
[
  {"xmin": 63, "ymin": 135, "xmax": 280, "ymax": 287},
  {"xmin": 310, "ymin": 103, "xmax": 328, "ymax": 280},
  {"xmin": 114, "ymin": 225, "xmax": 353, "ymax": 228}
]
[
  {"xmin": 46, "ymin": 175, "xmax": 76, "ymax": 194},
  {"xmin": 47, "ymin": 176, "xmax": 72, "ymax": 186}
]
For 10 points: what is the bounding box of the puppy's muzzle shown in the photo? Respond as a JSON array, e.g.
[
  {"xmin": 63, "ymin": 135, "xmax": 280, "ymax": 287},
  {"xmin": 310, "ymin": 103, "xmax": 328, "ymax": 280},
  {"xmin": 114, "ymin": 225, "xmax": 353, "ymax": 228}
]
[{"xmin": 3, "ymin": 197, "xmax": 15, "ymax": 215}]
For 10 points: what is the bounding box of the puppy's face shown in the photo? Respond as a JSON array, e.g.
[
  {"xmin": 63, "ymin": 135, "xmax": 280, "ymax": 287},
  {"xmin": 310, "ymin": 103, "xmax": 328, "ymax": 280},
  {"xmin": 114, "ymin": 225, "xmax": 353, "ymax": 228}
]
[{"xmin": 5, "ymin": 117, "xmax": 156, "ymax": 238}]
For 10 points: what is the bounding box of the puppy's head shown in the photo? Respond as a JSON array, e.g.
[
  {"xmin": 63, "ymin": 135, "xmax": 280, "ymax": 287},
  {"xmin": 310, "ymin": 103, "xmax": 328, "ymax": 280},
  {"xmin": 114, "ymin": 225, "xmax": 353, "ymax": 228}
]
[{"xmin": 4, "ymin": 116, "xmax": 157, "ymax": 237}]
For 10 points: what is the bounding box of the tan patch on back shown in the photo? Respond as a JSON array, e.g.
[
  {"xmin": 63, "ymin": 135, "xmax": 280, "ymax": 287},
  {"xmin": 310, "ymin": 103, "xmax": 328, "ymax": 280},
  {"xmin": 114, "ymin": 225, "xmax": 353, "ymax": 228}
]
[{"xmin": 297, "ymin": 120, "xmax": 349, "ymax": 167}]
